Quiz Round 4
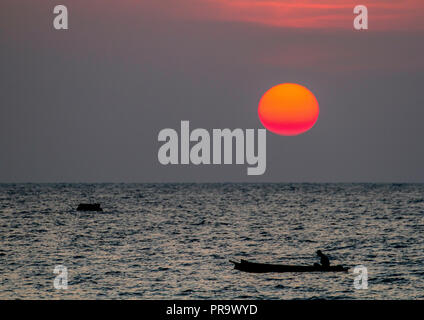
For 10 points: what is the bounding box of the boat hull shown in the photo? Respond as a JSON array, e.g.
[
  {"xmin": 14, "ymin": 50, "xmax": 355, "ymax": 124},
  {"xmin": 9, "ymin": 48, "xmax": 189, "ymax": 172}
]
[
  {"xmin": 76, "ymin": 203, "xmax": 103, "ymax": 212},
  {"xmin": 230, "ymin": 260, "xmax": 349, "ymax": 273}
]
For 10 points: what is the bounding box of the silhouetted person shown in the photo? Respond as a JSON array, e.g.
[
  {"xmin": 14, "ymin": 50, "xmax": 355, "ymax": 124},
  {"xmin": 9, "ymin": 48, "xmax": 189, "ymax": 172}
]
[{"xmin": 316, "ymin": 250, "xmax": 330, "ymax": 267}]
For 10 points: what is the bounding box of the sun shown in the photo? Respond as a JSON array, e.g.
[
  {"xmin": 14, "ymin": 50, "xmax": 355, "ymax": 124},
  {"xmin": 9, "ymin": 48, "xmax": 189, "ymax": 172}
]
[{"xmin": 258, "ymin": 83, "xmax": 319, "ymax": 136}]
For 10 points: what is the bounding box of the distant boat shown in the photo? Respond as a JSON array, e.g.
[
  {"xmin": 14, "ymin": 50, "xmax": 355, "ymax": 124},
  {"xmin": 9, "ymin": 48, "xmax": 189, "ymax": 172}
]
[
  {"xmin": 76, "ymin": 203, "xmax": 103, "ymax": 212},
  {"xmin": 230, "ymin": 259, "xmax": 349, "ymax": 273}
]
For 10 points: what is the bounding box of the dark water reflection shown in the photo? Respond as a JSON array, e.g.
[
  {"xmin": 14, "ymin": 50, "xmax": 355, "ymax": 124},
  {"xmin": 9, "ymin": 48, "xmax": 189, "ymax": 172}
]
[{"xmin": 0, "ymin": 183, "xmax": 423, "ymax": 299}]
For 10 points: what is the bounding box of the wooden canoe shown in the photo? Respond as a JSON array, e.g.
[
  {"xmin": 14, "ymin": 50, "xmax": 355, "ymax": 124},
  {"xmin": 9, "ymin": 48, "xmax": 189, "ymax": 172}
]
[{"xmin": 230, "ymin": 259, "xmax": 349, "ymax": 273}]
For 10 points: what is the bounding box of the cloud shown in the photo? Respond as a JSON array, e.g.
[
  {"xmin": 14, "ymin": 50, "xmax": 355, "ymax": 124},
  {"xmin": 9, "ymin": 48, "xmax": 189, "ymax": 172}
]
[{"xmin": 141, "ymin": 0, "xmax": 424, "ymax": 30}]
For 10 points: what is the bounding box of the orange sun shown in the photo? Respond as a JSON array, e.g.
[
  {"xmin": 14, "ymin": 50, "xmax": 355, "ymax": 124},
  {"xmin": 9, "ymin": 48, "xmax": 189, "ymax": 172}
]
[{"xmin": 258, "ymin": 83, "xmax": 319, "ymax": 136}]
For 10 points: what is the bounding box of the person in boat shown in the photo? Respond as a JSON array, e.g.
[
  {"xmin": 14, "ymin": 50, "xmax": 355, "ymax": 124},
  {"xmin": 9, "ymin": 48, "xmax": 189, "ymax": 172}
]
[{"xmin": 315, "ymin": 250, "xmax": 330, "ymax": 268}]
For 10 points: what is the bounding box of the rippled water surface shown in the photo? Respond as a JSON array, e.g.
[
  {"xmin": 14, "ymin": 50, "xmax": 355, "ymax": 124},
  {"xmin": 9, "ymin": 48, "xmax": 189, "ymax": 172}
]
[{"xmin": 0, "ymin": 183, "xmax": 423, "ymax": 299}]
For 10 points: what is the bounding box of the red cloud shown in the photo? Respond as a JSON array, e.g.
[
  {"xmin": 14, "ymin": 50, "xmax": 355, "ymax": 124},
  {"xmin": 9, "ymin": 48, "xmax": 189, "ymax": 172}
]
[{"xmin": 142, "ymin": 0, "xmax": 424, "ymax": 30}]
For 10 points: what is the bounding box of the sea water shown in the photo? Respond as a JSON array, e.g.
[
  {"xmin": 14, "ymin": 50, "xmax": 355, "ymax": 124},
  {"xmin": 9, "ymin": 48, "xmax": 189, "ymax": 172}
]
[{"xmin": 0, "ymin": 183, "xmax": 423, "ymax": 299}]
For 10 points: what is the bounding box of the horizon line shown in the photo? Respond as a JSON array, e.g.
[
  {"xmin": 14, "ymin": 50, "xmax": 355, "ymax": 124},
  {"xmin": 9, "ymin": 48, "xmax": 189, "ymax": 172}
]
[{"xmin": 0, "ymin": 181, "xmax": 423, "ymax": 185}]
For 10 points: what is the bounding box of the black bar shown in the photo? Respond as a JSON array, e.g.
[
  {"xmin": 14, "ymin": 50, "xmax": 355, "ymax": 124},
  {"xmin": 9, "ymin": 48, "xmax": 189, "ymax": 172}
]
[{"xmin": 1, "ymin": 300, "xmax": 422, "ymax": 319}]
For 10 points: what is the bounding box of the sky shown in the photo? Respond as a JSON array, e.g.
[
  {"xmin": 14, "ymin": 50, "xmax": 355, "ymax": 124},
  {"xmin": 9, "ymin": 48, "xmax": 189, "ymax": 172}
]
[{"xmin": 1, "ymin": 0, "xmax": 424, "ymax": 182}]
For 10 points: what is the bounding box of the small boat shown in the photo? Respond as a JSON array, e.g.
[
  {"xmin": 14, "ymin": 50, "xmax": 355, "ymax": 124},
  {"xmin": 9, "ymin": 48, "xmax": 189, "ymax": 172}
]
[
  {"xmin": 76, "ymin": 203, "xmax": 103, "ymax": 212},
  {"xmin": 230, "ymin": 259, "xmax": 349, "ymax": 273}
]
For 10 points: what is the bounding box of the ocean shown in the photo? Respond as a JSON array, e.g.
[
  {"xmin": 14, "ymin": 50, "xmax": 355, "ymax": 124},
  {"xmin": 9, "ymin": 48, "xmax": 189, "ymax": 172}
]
[{"xmin": 0, "ymin": 183, "xmax": 423, "ymax": 299}]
